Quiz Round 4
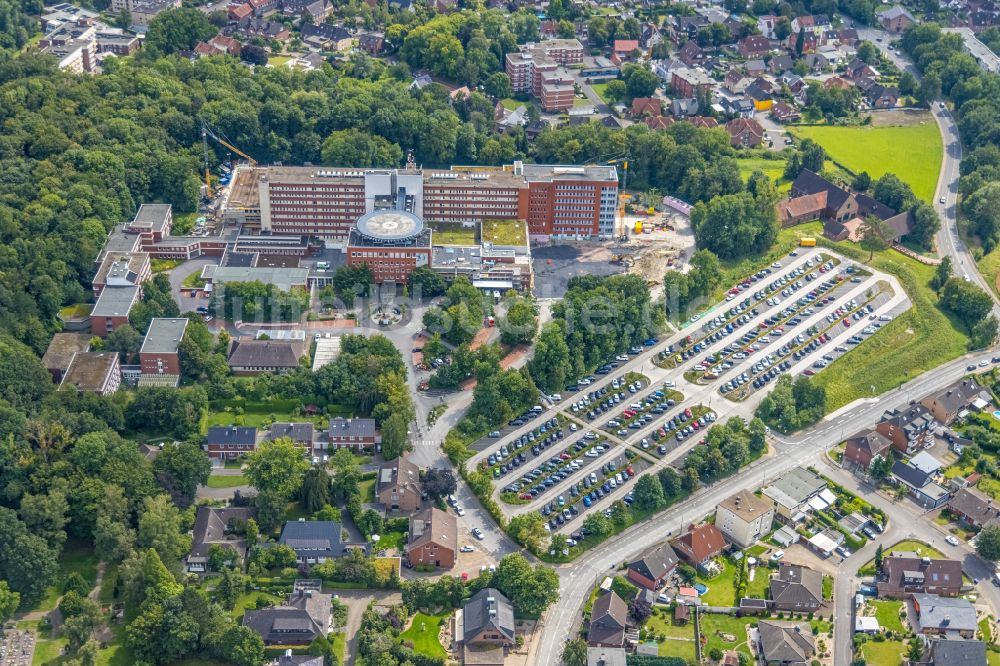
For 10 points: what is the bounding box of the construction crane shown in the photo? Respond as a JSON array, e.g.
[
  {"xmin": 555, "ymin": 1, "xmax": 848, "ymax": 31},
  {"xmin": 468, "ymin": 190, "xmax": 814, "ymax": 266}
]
[{"xmin": 200, "ymin": 120, "xmax": 257, "ymax": 198}]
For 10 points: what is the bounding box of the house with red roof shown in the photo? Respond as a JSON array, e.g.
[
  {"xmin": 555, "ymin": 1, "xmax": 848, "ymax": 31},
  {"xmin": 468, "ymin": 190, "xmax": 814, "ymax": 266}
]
[{"xmin": 672, "ymin": 524, "xmax": 728, "ymax": 566}]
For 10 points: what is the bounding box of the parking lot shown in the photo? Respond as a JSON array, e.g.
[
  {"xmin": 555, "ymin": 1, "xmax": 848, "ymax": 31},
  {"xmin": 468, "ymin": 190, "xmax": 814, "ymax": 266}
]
[{"xmin": 457, "ymin": 249, "xmax": 909, "ymax": 538}]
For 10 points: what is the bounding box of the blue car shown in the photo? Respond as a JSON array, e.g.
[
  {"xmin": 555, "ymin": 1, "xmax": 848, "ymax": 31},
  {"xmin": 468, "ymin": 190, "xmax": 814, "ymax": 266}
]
[{"xmin": 583, "ymin": 496, "xmax": 592, "ymax": 507}]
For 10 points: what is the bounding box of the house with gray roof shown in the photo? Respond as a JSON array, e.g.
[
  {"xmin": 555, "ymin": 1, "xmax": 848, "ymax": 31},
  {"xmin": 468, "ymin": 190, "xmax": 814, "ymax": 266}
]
[
  {"xmin": 948, "ymin": 487, "xmax": 1000, "ymax": 527},
  {"xmin": 277, "ymin": 520, "xmax": 363, "ymax": 565},
  {"xmin": 588, "ymin": 590, "xmax": 628, "ymax": 648},
  {"xmin": 243, "ymin": 588, "xmax": 331, "ymax": 645},
  {"xmin": 205, "ymin": 426, "xmax": 258, "ymax": 460},
  {"xmin": 186, "ymin": 506, "xmax": 256, "ymax": 573},
  {"xmin": 762, "ymin": 467, "xmax": 827, "ymax": 521},
  {"xmin": 91, "ymin": 284, "xmax": 140, "ymax": 337},
  {"xmin": 924, "ymin": 638, "xmax": 987, "ymax": 666},
  {"xmin": 228, "ymin": 340, "xmax": 301, "ymax": 375},
  {"xmin": 627, "ymin": 543, "xmax": 679, "ymax": 589},
  {"xmin": 770, "ymin": 563, "xmax": 823, "ymax": 612},
  {"xmin": 461, "ymin": 588, "xmax": 515, "ymax": 647},
  {"xmin": 757, "ymin": 620, "xmax": 815, "ymax": 664},
  {"xmin": 328, "ymin": 416, "xmax": 376, "ymax": 449},
  {"xmin": 913, "ymin": 594, "xmax": 978, "ymax": 638},
  {"xmin": 268, "ymin": 422, "xmax": 316, "ymax": 455},
  {"xmin": 922, "ymin": 378, "xmax": 992, "ymax": 425}
]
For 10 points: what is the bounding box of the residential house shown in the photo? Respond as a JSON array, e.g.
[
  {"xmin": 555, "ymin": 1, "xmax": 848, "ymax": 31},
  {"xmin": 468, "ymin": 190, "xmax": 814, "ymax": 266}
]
[
  {"xmin": 677, "ymin": 40, "xmax": 703, "ymax": 66},
  {"xmin": 913, "ymin": 594, "xmax": 977, "ymax": 638},
  {"xmin": 791, "ymin": 14, "xmax": 831, "ymax": 37},
  {"xmin": 276, "ymin": 652, "xmax": 324, "ymax": 666},
  {"xmin": 612, "ymin": 39, "xmax": 640, "ymax": 65},
  {"xmin": 461, "ymin": 588, "xmax": 515, "ymax": 647},
  {"xmin": 588, "ymin": 591, "xmax": 628, "ymax": 648},
  {"xmin": 407, "ymin": 507, "xmax": 457, "ymax": 569},
  {"xmin": 243, "ymin": 588, "xmax": 332, "ymax": 645},
  {"xmin": 762, "ymin": 466, "xmax": 827, "ymax": 522},
  {"xmin": 646, "ymin": 115, "xmax": 675, "ymax": 130},
  {"xmin": 277, "ymin": 520, "xmax": 364, "ymax": 565},
  {"xmin": 228, "ymin": 3, "xmax": 253, "ymax": 20},
  {"xmin": 227, "ymin": 340, "xmax": 301, "ymax": 375},
  {"xmin": 843, "ymin": 429, "xmax": 892, "ymax": 473},
  {"xmin": 43, "ymin": 333, "xmax": 92, "ymax": 383},
  {"xmin": 757, "ymin": 620, "xmax": 816, "ymax": 665},
  {"xmin": 878, "ymin": 6, "xmax": 916, "ymax": 32},
  {"xmin": 866, "ymin": 84, "xmax": 899, "ymax": 109},
  {"xmin": 779, "ymin": 72, "xmax": 806, "ymax": 94},
  {"xmin": 786, "ymin": 169, "xmax": 913, "ymax": 240},
  {"xmin": 234, "ymin": 19, "xmax": 289, "ymax": 43},
  {"xmin": 921, "ymin": 379, "xmax": 990, "ymax": 425},
  {"xmin": 328, "ymin": 417, "xmax": 376, "ymax": 450},
  {"xmin": 300, "ymin": 23, "xmax": 352, "ymax": 51},
  {"xmin": 757, "ymin": 15, "xmax": 782, "ymax": 39},
  {"xmin": 947, "ymin": 487, "xmax": 1000, "ymax": 527},
  {"xmin": 725, "ymin": 117, "xmax": 764, "ymax": 147},
  {"xmin": 724, "ymin": 68, "xmax": 751, "ymax": 94},
  {"xmin": 627, "ymin": 543, "xmax": 679, "ymax": 589},
  {"xmin": 205, "ymin": 426, "xmax": 258, "ymax": 460},
  {"xmin": 672, "ymin": 524, "xmax": 728, "ymax": 566},
  {"xmin": 185, "ymin": 506, "xmax": 255, "ymax": 573},
  {"xmin": 671, "ymin": 98, "xmax": 699, "ymax": 117},
  {"xmin": 878, "ymin": 405, "xmax": 937, "ymax": 454},
  {"xmin": 715, "ymin": 489, "xmax": 775, "ymax": 548},
  {"xmin": 268, "ymin": 422, "xmax": 315, "ymax": 455},
  {"xmin": 823, "ymin": 75, "xmax": 851, "ymax": 91},
  {"xmin": 687, "ymin": 116, "xmax": 719, "ymax": 128},
  {"xmin": 877, "ymin": 554, "xmax": 964, "ymax": 598},
  {"xmin": 775, "ymin": 191, "xmax": 827, "ymax": 226},
  {"xmin": 138, "ymin": 317, "xmax": 187, "ymax": 387},
  {"xmin": 769, "ymin": 563, "xmax": 823, "ymax": 612},
  {"xmin": 720, "ymin": 97, "xmax": 755, "ymax": 118},
  {"xmin": 587, "ymin": 647, "xmax": 628, "ymax": 666},
  {"xmin": 844, "ymin": 58, "xmax": 879, "ymax": 81},
  {"xmin": 357, "ymin": 31, "xmax": 384, "ymax": 55},
  {"xmin": 631, "ymin": 97, "xmax": 662, "ymax": 118},
  {"xmin": 59, "ymin": 351, "xmax": 122, "ymax": 396},
  {"xmin": 745, "ymin": 60, "xmax": 768, "ymax": 77},
  {"xmin": 376, "ymin": 456, "xmax": 423, "ymax": 512},
  {"xmin": 769, "ymin": 54, "xmax": 794, "ymax": 74},
  {"xmin": 770, "ymin": 101, "xmax": 801, "ymax": 123},
  {"xmin": 892, "ymin": 457, "xmax": 949, "ymax": 508},
  {"xmin": 922, "ymin": 638, "xmax": 988, "ymax": 666},
  {"xmin": 671, "ymin": 67, "xmax": 713, "ymax": 98},
  {"xmin": 738, "ymin": 35, "xmax": 771, "ymax": 58}
]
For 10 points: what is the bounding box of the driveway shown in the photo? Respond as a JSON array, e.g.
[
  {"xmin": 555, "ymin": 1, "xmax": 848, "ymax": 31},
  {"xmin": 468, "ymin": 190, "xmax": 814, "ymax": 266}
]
[
  {"xmin": 333, "ymin": 589, "xmax": 403, "ymax": 666},
  {"xmin": 166, "ymin": 257, "xmax": 217, "ymax": 312}
]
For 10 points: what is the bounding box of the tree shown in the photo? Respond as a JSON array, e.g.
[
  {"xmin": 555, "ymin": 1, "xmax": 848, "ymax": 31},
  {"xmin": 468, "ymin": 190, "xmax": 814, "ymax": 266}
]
[
  {"xmin": 153, "ymin": 442, "xmax": 211, "ymax": 506},
  {"xmin": 423, "ymin": 468, "xmax": 457, "ymax": 499},
  {"xmin": 869, "ymin": 454, "xmax": 894, "ymax": 481},
  {"xmin": 852, "ymin": 171, "xmax": 872, "ymax": 192},
  {"xmin": 604, "ymin": 79, "xmax": 627, "ymax": 102},
  {"xmin": 583, "ymin": 512, "xmax": 612, "ymax": 538},
  {"xmin": 899, "ymin": 70, "xmax": 917, "ymax": 97},
  {"xmin": 908, "ymin": 202, "xmax": 940, "ymax": 251},
  {"xmin": 940, "ymin": 277, "xmax": 993, "ymax": 329},
  {"xmin": 329, "ymin": 447, "xmax": 361, "ymax": 502},
  {"xmin": 241, "ymin": 44, "xmax": 268, "ymax": 66},
  {"xmin": 217, "ymin": 567, "xmax": 246, "ymax": 610},
  {"xmin": 691, "ymin": 192, "xmax": 778, "ymax": 260},
  {"xmin": 508, "ymin": 513, "xmax": 548, "ymax": 552},
  {"xmin": 874, "ymin": 544, "xmax": 884, "ymax": 571},
  {"xmin": 800, "ymin": 139, "xmax": 826, "ymax": 173},
  {"xmin": 561, "ymin": 638, "xmax": 588, "ymax": 666},
  {"xmin": 976, "ymin": 525, "xmax": 1000, "ymax": 561},
  {"xmin": 872, "ymin": 173, "xmax": 916, "ymax": 212},
  {"xmin": 859, "ymin": 215, "xmax": 891, "ymax": 261},
  {"xmin": 499, "ymin": 296, "xmax": 538, "ymax": 346},
  {"xmin": 106, "ymin": 324, "xmax": 142, "ymax": 360},
  {"xmin": 624, "ymin": 66, "xmax": 659, "ymax": 98},
  {"xmin": 484, "ymin": 72, "xmax": 512, "ymax": 100},
  {"xmin": 528, "ymin": 321, "xmax": 572, "ymax": 393},
  {"xmin": 0, "ymin": 581, "xmax": 19, "ymax": 623},
  {"xmin": 127, "ymin": 594, "xmax": 199, "ymax": 664},
  {"xmin": 972, "ymin": 315, "xmax": 999, "ymax": 349},
  {"xmin": 0, "ymin": 507, "xmax": 58, "ymax": 608},
  {"xmin": 19, "ymin": 490, "xmax": 69, "ymax": 550},
  {"xmin": 633, "ymin": 474, "xmax": 665, "ymax": 510},
  {"xmin": 144, "ymin": 7, "xmax": 217, "ymax": 54},
  {"xmin": 245, "ymin": 437, "xmax": 310, "ymax": 499},
  {"xmin": 300, "ymin": 466, "xmax": 331, "ymax": 514},
  {"xmin": 380, "ymin": 412, "xmax": 408, "ymax": 461},
  {"xmin": 321, "ymin": 129, "xmax": 403, "ymax": 169},
  {"xmin": 907, "ymin": 636, "xmax": 924, "ymax": 662},
  {"xmin": 857, "ymin": 41, "xmax": 878, "ymax": 64},
  {"xmin": 62, "ymin": 597, "xmax": 103, "ymax": 650},
  {"xmin": 219, "ymin": 625, "xmax": 265, "ymax": 666},
  {"xmin": 918, "ymin": 71, "xmax": 942, "ymax": 104},
  {"xmin": 137, "ymin": 494, "xmax": 191, "ymax": 564},
  {"xmin": 932, "ymin": 256, "xmax": 953, "ymax": 292},
  {"xmin": 408, "ymin": 265, "xmax": 447, "ymax": 299},
  {"xmin": 492, "ymin": 553, "xmax": 560, "ymax": 618}
]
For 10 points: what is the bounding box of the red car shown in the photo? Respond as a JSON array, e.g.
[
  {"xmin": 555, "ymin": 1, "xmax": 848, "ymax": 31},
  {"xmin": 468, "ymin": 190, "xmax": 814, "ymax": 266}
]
[
  {"xmin": 559, "ymin": 452, "xmax": 570, "ymax": 460},
  {"xmin": 684, "ymin": 407, "xmax": 693, "ymax": 418},
  {"xmin": 843, "ymin": 319, "xmax": 851, "ymax": 327},
  {"xmin": 626, "ymin": 467, "xmax": 635, "ymax": 476}
]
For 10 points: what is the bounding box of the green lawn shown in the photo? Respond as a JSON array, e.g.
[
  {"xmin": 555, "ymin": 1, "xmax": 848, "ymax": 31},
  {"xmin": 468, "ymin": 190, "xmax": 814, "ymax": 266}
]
[
  {"xmin": 429, "ymin": 222, "xmax": 477, "ymax": 246},
  {"xmin": 58, "ymin": 303, "xmax": 92, "ymax": 319},
  {"xmin": 230, "ymin": 591, "xmax": 285, "ymax": 619},
  {"xmin": 736, "ymin": 155, "xmax": 791, "ymax": 193},
  {"xmin": 978, "ymin": 247, "xmax": 1000, "ymax": 299},
  {"xmin": 358, "ymin": 478, "xmax": 375, "ymax": 503},
  {"xmin": 376, "ymin": 529, "xmax": 406, "ymax": 552},
  {"xmin": 696, "ymin": 559, "xmax": 763, "ymax": 606},
  {"xmin": 988, "ymin": 650, "xmax": 1000, "ymax": 666},
  {"xmin": 981, "ymin": 617, "xmax": 993, "ymax": 642},
  {"xmin": 400, "ymin": 612, "xmax": 449, "ymax": 659},
  {"xmin": 203, "ymin": 410, "xmax": 329, "ymax": 431},
  {"xmin": 151, "ymin": 258, "xmax": 183, "ymax": 273},
  {"xmin": 885, "ymin": 540, "xmax": 945, "ymax": 558},
  {"xmin": 481, "ymin": 219, "xmax": 527, "ymax": 247},
  {"xmin": 500, "ymin": 98, "xmax": 523, "ymax": 111},
  {"xmin": 699, "ymin": 614, "xmax": 755, "ymax": 661},
  {"xmin": 205, "ymin": 474, "xmax": 248, "ymax": 488},
  {"xmin": 268, "ymin": 55, "xmax": 292, "ymax": 66},
  {"xmin": 330, "ymin": 631, "xmax": 347, "ymax": 664},
  {"xmin": 590, "ymin": 82, "xmax": 614, "ymax": 103},
  {"xmin": 822, "ymin": 575, "xmax": 832, "ymax": 601},
  {"xmin": 645, "ymin": 612, "xmax": 697, "ymax": 662},
  {"xmin": 871, "ymin": 600, "xmax": 906, "ymax": 633},
  {"xmin": 34, "ymin": 542, "xmax": 100, "ymax": 612},
  {"xmin": 791, "ymin": 119, "xmax": 942, "ymax": 202},
  {"xmin": 809, "ymin": 225, "xmax": 970, "ymax": 411},
  {"xmin": 861, "ymin": 639, "xmax": 907, "ymax": 666}
]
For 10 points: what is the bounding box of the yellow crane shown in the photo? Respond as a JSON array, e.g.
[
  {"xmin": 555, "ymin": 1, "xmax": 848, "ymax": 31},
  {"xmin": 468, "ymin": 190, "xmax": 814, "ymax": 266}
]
[{"xmin": 201, "ymin": 120, "xmax": 257, "ymax": 198}]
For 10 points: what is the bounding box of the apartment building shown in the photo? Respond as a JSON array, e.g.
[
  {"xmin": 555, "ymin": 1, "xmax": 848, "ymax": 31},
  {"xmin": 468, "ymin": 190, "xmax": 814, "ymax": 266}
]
[
  {"xmin": 92, "ymin": 252, "xmax": 151, "ymax": 297},
  {"xmin": 138, "ymin": 318, "xmax": 188, "ymax": 387},
  {"xmin": 59, "ymin": 351, "xmax": 122, "ymax": 395},
  {"xmin": 505, "ymin": 39, "xmax": 583, "ymax": 95}
]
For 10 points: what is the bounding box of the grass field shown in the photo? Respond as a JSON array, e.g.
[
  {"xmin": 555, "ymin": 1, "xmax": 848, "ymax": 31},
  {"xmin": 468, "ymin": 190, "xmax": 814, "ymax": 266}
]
[
  {"xmin": 644, "ymin": 612, "xmax": 697, "ymax": 661},
  {"xmin": 808, "ymin": 223, "xmax": 969, "ymax": 411},
  {"xmin": 590, "ymin": 82, "xmax": 614, "ymax": 103},
  {"xmin": 331, "ymin": 632, "xmax": 347, "ymax": 664},
  {"xmin": 978, "ymin": 247, "xmax": 1000, "ymax": 299},
  {"xmin": 34, "ymin": 542, "xmax": 100, "ymax": 612},
  {"xmin": 989, "ymin": 650, "xmax": 1000, "ymax": 666},
  {"xmin": 482, "ymin": 219, "xmax": 527, "ymax": 246},
  {"xmin": 151, "ymin": 258, "xmax": 183, "ymax": 273},
  {"xmin": 499, "ymin": 98, "xmax": 523, "ymax": 111},
  {"xmin": 698, "ymin": 614, "xmax": 755, "ymax": 661},
  {"xmin": 58, "ymin": 303, "xmax": 92, "ymax": 319},
  {"xmin": 205, "ymin": 474, "xmax": 248, "ymax": 488},
  {"xmin": 429, "ymin": 222, "xmax": 477, "ymax": 246},
  {"xmin": 871, "ymin": 600, "xmax": 906, "ymax": 633},
  {"xmin": 861, "ymin": 639, "xmax": 906, "ymax": 666},
  {"xmin": 400, "ymin": 612, "xmax": 449, "ymax": 659},
  {"xmin": 696, "ymin": 559, "xmax": 769, "ymax": 606},
  {"xmin": 230, "ymin": 591, "xmax": 284, "ymax": 619},
  {"xmin": 790, "ymin": 119, "xmax": 942, "ymax": 202},
  {"xmin": 736, "ymin": 156, "xmax": 791, "ymax": 193}
]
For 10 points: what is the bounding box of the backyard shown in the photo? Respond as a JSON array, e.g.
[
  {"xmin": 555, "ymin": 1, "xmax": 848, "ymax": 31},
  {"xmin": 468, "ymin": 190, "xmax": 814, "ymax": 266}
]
[
  {"xmin": 698, "ymin": 613, "xmax": 756, "ymax": 661},
  {"xmin": 861, "ymin": 638, "xmax": 907, "ymax": 666},
  {"xmin": 790, "ymin": 115, "xmax": 942, "ymax": 202},
  {"xmin": 644, "ymin": 610, "xmax": 697, "ymax": 662},
  {"xmin": 205, "ymin": 474, "xmax": 248, "ymax": 488},
  {"xmin": 871, "ymin": 600, "xmax": 906, "ymax": 633},
  {"xmin": 736, "ymin": 155, "xmax": 791, "ymax": 193},
  {"xmin": 695, "ymin": 558, "xmax": 770, "ymax": 607},
  {"xmin": 399, "ymin": 612, "xmax": 450, "ymax": 659}
]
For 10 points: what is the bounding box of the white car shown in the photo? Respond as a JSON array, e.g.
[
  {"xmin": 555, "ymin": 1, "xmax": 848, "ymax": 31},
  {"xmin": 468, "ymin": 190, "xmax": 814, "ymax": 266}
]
[
  {"xmin": 939, "ymin": 196, "xmax": 946, "ymax": 204},
  {"xmin": 945, "ymin": 535, "xmax": 960, "ymax": 546},
  {"xmin": 460, "ymin": 545, "xmax": 474, "ymax": 553},
  {"xmin": 770, "ymin": 550, "xmax": 785, "ymax": 561},
  {"xmin": 455, "ymin": 506, "xmax": 465, "ymax": 516}
]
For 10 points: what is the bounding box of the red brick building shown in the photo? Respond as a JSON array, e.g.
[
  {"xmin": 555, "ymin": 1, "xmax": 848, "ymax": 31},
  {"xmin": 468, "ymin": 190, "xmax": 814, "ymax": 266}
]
[{"xmin": 139, "ymin": 318, "xmax": 188, "ymax": 387}]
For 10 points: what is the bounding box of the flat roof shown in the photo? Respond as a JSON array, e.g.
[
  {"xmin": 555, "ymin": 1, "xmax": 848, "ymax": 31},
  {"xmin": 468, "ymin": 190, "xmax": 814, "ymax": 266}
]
[
  {"xmin": 205, "ymin": 265, "xmax": 309, "ymax": 292},
  {"xmin": 95, "ymin": 252, "xmax": 148, "ymax": 284},
  {"xmin": 312, "ymin": 337, "xmax": 342, "ymax": 370},
  {"xmin": 130, "ymin": 203, "xmax": 172, "ymax": 231},
  {"xmin": 347, "ymin": 226, "xmax": 431, "ymax": 249},
  {"xmin": 356, "ymin": 209, "xmax": 424, "ymax": 241},
  {"xmin": 140, "ymin": 318, "xmax": 188, "ymax": 354},
  {"xmin": 92, "ymin": 285, "xmax": 139, "ymax": 317},
  {"xmin": 60, "ymin": 352, "xmax": 118, "ymax": 392},
  {"xmin": 43, "ymin": 332, "xmax": 92, "ymax": 371},
  {"xmin": 520, "ymin": 163, "xmax": 618, "ymax": 183}
]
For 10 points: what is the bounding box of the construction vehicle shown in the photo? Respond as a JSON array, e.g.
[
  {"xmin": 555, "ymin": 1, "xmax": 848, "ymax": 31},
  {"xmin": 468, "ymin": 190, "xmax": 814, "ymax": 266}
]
[
  {"xmin": 201, "ymin": 120, "xmax": 257, "ymax": 198},
  {"xmin": 634, "ymin": 220, "xmax": 643, "ymax": 234},
  {"xmin": 800, "ymin": 237, "xmax": 817, "ymax": 247},
  {"xmin": 610, "ymin": 255, "xmax": 634, "ymax": 267}
]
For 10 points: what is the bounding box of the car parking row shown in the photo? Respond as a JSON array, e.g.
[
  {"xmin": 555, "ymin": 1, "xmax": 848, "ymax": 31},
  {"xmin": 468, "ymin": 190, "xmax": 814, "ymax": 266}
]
[
  {"xmin": 483, "ymin": 415, "xmax": 568, "ymax": 478},
  {"xmin": 500, "ymin": 429, "xmax": 618, "ymax": 504},
  {"xmin": 569, "ymin": 376, "xmax": 650, "ymax": 422},
  {"xmin": 599, "ymin": 385, "xmax": 681, "ymax": 437},
  {"xmin": 538, "ymin": 451, "xmax": 645, "ymax": 535}
]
